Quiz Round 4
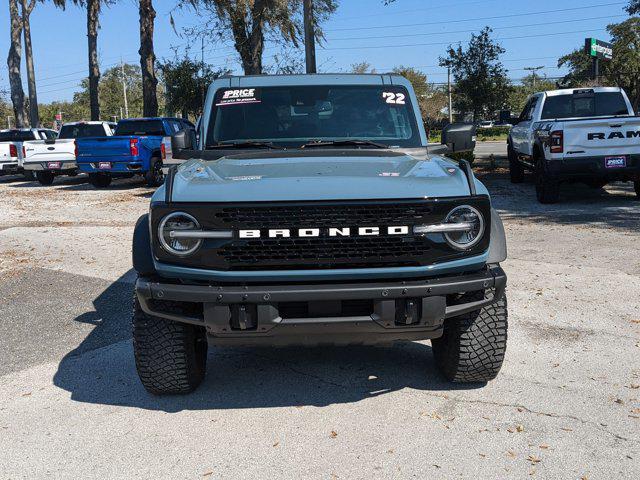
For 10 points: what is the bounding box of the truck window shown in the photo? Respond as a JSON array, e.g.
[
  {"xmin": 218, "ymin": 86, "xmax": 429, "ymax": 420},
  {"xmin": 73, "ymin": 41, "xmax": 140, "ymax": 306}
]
[
  {"xmin": 0, "ymin": 130, "xmax": 36, "ymax": 142},
  {"xmin": 115, "ymin": 120, "xmax": 165, "ymax": 136},
  {"xmin": 541, "ymin": 91, "xmax": 630, "ymax": 120},
  {"xmin": 58, "ymin": 123, "xmax": 111, "ymax": 139},
  {"xmin": 206, "ymin": 85, "xmax": 421, "ymax": 148}
]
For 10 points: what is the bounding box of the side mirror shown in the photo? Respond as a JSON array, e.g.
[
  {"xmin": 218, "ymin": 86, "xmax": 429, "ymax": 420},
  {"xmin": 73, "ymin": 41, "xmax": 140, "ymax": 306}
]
[
  {"xmin": 171, "ymin": 129, "xmax": 193, "ymax": 152},
  {"xmin": 441, "ymin": 123, "xmax": 476, "ymax": 152}
]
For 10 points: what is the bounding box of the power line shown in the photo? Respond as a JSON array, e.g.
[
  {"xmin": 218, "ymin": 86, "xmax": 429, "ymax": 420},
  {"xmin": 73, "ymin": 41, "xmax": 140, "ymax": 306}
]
[
  {"xmin": 322, "ymin": 28, "xmax": 609, "ymax": 51},
  {"xmin": 327, "ymin": 14, "xmax": 626, "ymax": 42},
  {"xmin": 325, "ymin": 2, "xmax": 626, "ymax": 32}
]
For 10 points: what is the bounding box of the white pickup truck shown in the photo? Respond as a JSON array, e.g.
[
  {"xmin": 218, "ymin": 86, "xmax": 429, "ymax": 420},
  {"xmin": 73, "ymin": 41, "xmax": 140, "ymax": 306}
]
[
  {"xmin": 23, "ymin": 121, "xmax": 116, "ymax": 185},
  {"xmin": 1, "ymin": 128, "xmax": 57, "ymax": 178},
  {"xmin": 508, "ymin": 87, "xmax": 640, "ymax": 203}
]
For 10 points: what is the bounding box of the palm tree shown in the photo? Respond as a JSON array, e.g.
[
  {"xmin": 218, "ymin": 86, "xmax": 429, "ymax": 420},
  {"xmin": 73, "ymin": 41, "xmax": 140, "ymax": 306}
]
[
  {"xmin": 7, "ymin": 0, "xmax": 27, "ymax": 127},
  {"xmin": 20, "ymin": 0, "xmax": 39, "ymax": 126},
  {"xmin": 54, "ymin": 0, "xmax": 105, "ymax": 120},
  {"xmin": 138, "ymin": 0, "xmax": 158, "ymax": 116}
]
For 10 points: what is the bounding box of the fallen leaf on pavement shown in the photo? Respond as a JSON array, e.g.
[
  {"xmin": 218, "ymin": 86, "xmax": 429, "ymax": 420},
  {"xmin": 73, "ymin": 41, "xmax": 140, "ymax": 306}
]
[
  {"xmin": 516, "ymin": 425, "xmax": 524, "ymax": 432},
  {"xmin": 202, "ymin": 471, "xmax": 213, "ymax": 477},
  {"xmin": 330, "ymin": 430, "xmax": 338, "ymax": 439},
  {"xmin": 528, "ymin": 455, "xmax": 542, "ymax": 465}
]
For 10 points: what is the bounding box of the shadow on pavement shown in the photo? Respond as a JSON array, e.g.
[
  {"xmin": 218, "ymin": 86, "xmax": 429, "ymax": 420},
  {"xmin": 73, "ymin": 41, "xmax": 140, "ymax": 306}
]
[{"xmin": 54, "ymin": 273, "xmax": 479, "ymax": 413}]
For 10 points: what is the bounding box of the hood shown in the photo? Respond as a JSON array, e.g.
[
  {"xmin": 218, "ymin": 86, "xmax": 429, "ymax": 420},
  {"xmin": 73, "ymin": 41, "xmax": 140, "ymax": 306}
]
[{"xmin": 163, "ymin": 150, "xmax": 483, "ymax": 203}]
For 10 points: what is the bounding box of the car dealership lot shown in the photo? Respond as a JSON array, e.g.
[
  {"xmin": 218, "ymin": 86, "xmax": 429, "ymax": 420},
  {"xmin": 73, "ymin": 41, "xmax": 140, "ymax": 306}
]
[{"xmin": 1, "ymin": 146, "xmax": 639, "ymax": 479}]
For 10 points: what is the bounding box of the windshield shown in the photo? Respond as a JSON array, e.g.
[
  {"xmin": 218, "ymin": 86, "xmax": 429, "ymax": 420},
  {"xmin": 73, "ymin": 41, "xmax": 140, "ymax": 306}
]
[
  {"xmin": 0, "ymin": 130, "xmax": 36, "ymax": 142},
  {"xmin": 59, "ymin": 124, "xmax": 109, "ymax": 139},
  {"xmin": 206, "ymin": 85, "xmax": 421, "ymax": 148},
  {"xmin": 541, "ymin": 91, "xmax": 630, "ymax": 120},
  {"xmin": 115, "ymin": 120, "xmax": 164, "ymax": 136}
]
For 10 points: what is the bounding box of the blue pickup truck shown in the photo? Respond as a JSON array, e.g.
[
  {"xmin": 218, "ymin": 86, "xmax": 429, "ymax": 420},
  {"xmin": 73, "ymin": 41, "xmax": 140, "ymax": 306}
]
[{"xmin": 76, "ymin": 117, "xmax": 195, "ymax": 188}]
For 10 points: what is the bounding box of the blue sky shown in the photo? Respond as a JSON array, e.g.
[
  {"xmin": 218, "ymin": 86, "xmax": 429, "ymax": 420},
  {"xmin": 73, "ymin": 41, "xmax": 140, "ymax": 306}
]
[{"xmin": 0, "ymin": 0, "xmax": 631, "ymax": 104}]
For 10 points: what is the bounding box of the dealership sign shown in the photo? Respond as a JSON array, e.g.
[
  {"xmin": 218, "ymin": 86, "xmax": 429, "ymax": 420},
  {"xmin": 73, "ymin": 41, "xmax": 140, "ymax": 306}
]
[{"xmin": 585, "ymin": 38, "xmax": 613, "ymax": 60}]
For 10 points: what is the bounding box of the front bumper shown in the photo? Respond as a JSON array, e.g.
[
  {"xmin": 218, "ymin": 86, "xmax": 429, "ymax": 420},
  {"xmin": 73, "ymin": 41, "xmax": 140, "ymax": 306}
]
[
  {"xmin": 548, "ymin": 155, "xmax": 640, "ymax": 181},
  {"xmin": 23, "ymin": 160, "xmax": 77, "ymax": 172},
  {"xmin": 136, "ymin": 265, "xmax": 506, "ymax": 346}
]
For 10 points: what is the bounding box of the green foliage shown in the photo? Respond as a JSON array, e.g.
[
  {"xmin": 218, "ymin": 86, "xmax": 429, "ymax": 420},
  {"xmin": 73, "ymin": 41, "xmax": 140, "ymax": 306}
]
[
  {"xmin": 439, "ymin": 27, "xmax": 510, "ymax": 121},
  {"xmin": 391, "ymin": 66, "xmax": 448, "ymax": 124},
  {"xmin": 158, "ymin": 56, "xmax": 225, "ymax": 118},
  {"xmin": 627, "ymin": 0, "xmax": 640, "ymax": 13},
  {"xmin": 72, "ymin": 63, "xmax": 144, "ymax": 121},
  {"xmin": 558, "ymin": 17, "xmax": 640, "ymax": 112},
  {"xmin": 351, "ymin": 61, "xmax": 375, "ymax": 74},
  {"xmin": 508, "ymin": 74, "xmax": 556, "ymax": 113}
]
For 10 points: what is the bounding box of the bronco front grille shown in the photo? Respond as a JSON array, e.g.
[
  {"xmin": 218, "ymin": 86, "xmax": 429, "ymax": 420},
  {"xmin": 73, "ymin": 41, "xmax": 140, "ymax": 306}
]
[
  {"xmin": 151, "ymin": 198, "xmax": 491, "ymax": 272},
  {"xmin": 214, "ymin": 203, "xmax": 433, "ymax": 229}
]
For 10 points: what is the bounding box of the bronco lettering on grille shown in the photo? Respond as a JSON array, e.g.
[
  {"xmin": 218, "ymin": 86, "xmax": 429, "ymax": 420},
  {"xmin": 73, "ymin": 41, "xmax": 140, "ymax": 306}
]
[{"xmin": 239, "ymin": 226, "xmax": 410, "ymax": 239}]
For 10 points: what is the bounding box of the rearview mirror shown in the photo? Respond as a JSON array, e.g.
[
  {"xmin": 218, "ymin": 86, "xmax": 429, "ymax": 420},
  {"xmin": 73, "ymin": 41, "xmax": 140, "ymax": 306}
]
[
  {"xmin": 441, "ymin": 123, "xmax": 476, "ymax": 152},
  {"xmin": 171, "ymin": 129, "xmax": 193, "ymax": 152}
]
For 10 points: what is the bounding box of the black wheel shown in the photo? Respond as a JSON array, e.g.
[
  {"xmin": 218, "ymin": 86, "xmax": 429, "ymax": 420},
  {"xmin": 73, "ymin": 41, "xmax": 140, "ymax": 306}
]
[
  {"xmin": 36, "ymin": 171, "xmax": 55, "ymax": 186},
  {"xmin": 88, "ymin": 173, "xmax": 112, "ymax": 188},
  {"xmin": 23, "ymin": 170, "xmax": 35, "ymax": 181},
  {"xmin": 133, "ymin": 296, "xmax": 208, "ymax": 395},
  {"xmin": 432, "ymin": 293, "xmax": 508, "ymax": 383},
  {"xmin": 535, "ymin": 159, "xmax": 560, "ymax": 204},
  {"xmin": 145, "ymin": 157, "xmax": 164, "ymax": 188},
  {"xmin": 508, "ymin": 146, "xmax": 524, "ymax": 183}
]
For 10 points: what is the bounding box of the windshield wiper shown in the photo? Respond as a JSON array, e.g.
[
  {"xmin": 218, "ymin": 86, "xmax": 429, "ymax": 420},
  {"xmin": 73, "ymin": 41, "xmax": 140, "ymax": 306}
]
[
  {"xmin": 206, "ymin": 141, "xmax": 283, "ymax": 150},
  {"xmin": 301, "ymin": 139, "xmax": 389, "ymax": 149}
]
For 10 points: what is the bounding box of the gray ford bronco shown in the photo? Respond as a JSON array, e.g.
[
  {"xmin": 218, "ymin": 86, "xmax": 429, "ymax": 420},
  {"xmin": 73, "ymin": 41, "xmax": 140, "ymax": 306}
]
[{"xmin": 132, "ymin": 74, "xmax": 508, "ymax": 395}]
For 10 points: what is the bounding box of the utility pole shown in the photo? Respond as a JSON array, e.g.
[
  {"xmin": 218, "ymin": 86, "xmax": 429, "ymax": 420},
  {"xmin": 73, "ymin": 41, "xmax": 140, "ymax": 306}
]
[
  {"xmin": 120, "ymin": 60, "xmax": 129, "ymax": 118},
  {"xmin": 7, "ymin": 116, "xmax": 12, "ymax": 129},
  {"xmin": 303, "ymin": 0, "xmax": 317, "ymax": 74},
  {"xmin": 524, "ymin": 66, "xmax": 545, "ymax": 89},
  {"xmin": 447, "ymin": 66, "xmax": 453, "ymax": 123}
]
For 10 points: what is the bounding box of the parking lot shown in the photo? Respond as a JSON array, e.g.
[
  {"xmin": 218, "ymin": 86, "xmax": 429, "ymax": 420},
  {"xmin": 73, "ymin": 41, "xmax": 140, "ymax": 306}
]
[{"xmin": 0, "ymin": 142, "xmax": 639, "ymax": 479}]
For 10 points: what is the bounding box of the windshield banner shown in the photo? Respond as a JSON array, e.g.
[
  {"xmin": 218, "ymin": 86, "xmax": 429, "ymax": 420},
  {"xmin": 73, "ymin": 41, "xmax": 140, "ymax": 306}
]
[{"xmin": 216, "ymin": 88, "xmax": 262, "ymax": 107}]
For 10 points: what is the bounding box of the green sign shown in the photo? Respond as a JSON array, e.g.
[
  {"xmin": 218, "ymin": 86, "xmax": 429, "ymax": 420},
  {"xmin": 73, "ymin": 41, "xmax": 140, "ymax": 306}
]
[{"xmin": 585, "ymin": 38, "xmax": 613, "ymax": 60}]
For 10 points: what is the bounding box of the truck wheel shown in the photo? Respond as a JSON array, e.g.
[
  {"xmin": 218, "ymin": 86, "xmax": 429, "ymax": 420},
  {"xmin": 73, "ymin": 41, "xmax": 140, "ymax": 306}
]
[
  {"xmin": 432, "ymin": 293, "xmax": 508, "ymax": 383},
  {"xmin": 145, "ymin": 157, "xmax": 164, "ymax": 188},
  {"xmin": 508, "ymin": 146, "xmax": 524, "ymax": 183},
  {"xmin": 88, "ymin": 173, "xmax": 112, "ymax": 188},
  {"xmin": 23, "ymin": 170, "xmax": 35, "ymax": 181},
  {"xmin": 133, "ymin": 296, "xmax": 208, "ymax": 395},
  {"xmin": 36, "ymin": 171, "xmax": 55, "ymax": 186},
  {"xmin": 535, "ymin": 159, "xmax": 560, "ymax": 204}
]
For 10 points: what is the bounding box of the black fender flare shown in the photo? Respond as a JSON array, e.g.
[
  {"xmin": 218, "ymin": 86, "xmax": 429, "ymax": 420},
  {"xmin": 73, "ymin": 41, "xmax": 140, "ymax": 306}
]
[
  {"xmin": 132, "ymin": 214, "xmax": 156, "ymax": 276},
  {"xmin": 487, "ymin": 208, "xmax": 507, "ymax": 264}
]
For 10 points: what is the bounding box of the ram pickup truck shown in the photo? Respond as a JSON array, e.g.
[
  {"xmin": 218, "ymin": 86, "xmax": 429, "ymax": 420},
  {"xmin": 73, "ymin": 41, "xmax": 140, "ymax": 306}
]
[
  {"xmin": 22, "ymin": 121, "xmax": 116, "ymax": 185},
  {"xmin": 131, "ymin": 74, "xmax": 508, "ymax": 395},
  {"xmin": 508, "ymin": 87, "xmax": 640, "ymax": 203},
  {"xmin": 0, "ymin": 128, "xmax": 58, "ymax": 178},
  {"xmin": 75, "ymin": 117, "xmax": 195, "ymax": 188}
]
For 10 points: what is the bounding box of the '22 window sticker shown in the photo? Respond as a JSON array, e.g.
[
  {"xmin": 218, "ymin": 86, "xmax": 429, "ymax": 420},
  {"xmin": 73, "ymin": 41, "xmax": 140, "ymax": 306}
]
[{"xmin": 382, "ymin": 91, "xmax": 406, "ymax": 105}]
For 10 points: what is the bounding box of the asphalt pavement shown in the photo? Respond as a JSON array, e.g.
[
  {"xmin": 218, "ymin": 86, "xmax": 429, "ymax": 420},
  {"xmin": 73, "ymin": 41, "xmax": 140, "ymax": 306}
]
[{"xmin": 0, "ymin": 144, "xmax": 638, "ymax": 479}]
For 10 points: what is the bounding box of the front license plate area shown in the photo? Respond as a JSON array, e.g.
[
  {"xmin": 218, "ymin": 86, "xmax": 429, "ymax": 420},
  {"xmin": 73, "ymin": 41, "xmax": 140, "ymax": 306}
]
[
  {"xmin": 47, "ymin": 161, "xmax": 61, "ymax": 169},
  {"xmin": 605, "ymin": 156, "xmax": 627, "ymax": 168},
  {"xmin": 98, "ymin": 162, "xmax": 112, "ymax": 170}
]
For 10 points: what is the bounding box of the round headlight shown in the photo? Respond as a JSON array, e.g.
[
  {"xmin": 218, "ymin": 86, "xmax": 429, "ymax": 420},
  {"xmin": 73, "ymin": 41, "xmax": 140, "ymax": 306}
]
[
  {"xmin": 443, "ymin": 205, "xmax": 485, "ymax": 250},
  {"xmin": 158, "ymin": 212, "xmax": 202, "ymax": 256}
]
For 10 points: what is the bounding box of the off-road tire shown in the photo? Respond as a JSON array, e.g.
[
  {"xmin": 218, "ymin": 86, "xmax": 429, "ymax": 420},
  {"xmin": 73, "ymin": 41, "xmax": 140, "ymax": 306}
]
[
  {"xmin": 508, "ymin": 145, "xmax": 524, "ymax": 183},
  {"xmin": 133, "ymin": 296, "xmax": 208, "ymax": 395},
  {"xmin": 432, "ymin": 293, "xmax": 508, "ymax": 383},
  {"xmin": 145, "ymin": 157, "xmax": 164, "ymax": 188},
  {"xmin": 535, "ymin": 159, "xmax": 560, "ymax": 204},
  {"xmin": 36, "ymin": 171, "xmax": 55, "ymax": 186},
  {"xmin": 88, "ymin": 173, "xmax": 112, "ymax": 188}
]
